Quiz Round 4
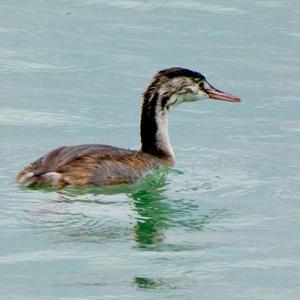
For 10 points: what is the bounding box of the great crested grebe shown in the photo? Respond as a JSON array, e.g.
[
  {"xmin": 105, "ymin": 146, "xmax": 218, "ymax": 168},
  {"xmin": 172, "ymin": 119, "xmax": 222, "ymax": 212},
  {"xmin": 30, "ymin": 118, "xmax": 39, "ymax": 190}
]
[{"xmin": 17, "ymin": 67, "xmax": 240, "ymax": 188}]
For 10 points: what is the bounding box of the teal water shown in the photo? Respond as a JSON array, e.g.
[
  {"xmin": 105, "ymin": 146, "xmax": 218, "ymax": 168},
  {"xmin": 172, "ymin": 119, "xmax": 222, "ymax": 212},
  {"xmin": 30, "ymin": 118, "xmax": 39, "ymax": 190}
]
[{"xmin": 1, "ymin": 1, "xmax": 300, "ymax": 299}]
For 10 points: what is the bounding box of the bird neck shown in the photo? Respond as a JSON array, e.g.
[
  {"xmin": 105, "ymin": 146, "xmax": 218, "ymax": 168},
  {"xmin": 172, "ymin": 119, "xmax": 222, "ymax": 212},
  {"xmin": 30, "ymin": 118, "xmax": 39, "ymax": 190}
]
[{"xmin": 140, "ymin": 92, "xmax": 174, "ymax": 160}]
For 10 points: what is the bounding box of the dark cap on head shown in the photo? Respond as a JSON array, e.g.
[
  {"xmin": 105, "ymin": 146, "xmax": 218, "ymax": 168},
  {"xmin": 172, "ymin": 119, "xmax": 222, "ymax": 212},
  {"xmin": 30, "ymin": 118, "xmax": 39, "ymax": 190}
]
[{"xmin": 157, "ymin": 67, "xmax": 206, "ymax": 80}]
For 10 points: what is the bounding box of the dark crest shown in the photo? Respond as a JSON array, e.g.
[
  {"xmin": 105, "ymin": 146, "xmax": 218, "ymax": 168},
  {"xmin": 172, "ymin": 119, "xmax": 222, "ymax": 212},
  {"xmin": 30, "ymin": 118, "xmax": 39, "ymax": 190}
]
[{"xmin": 157, "ymin": 67, "xmax": 206, "ymax": 80}]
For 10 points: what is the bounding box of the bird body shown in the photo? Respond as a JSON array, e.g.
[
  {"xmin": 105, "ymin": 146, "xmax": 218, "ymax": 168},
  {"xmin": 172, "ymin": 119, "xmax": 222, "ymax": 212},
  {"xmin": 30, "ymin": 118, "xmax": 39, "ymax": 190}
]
[
  {"xmin": 17, "ymin": 67, "xmax": 240, "ymax": 188},
  {"xmin": 17, "ymin": 144, "xmax": 172, "ymax": 187}
]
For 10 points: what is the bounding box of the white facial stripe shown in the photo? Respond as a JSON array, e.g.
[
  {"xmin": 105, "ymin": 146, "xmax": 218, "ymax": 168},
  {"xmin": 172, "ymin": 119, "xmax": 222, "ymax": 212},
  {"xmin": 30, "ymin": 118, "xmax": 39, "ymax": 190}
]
[
  {"xmin": 159, "ymin": 77, "xmax": 209, "ymax": 110},
  {"xmin": 168, "ymin": 90, "xmax": 208, "ymax": 107},
  {"xmin": 180, "ymin": 91, "xmax": 208, "ymax": 102}
]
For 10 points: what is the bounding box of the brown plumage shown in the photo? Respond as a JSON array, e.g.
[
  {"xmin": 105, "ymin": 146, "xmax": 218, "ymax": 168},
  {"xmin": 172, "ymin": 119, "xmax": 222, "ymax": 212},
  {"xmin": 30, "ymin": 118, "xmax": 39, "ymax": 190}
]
[
  {"xmin": 17, "ymin": 145, "xmax": 172, "ymax": 187},
  {"xmin": 17, "ymin": 67, "xmax": 240, "ymax": 188}
]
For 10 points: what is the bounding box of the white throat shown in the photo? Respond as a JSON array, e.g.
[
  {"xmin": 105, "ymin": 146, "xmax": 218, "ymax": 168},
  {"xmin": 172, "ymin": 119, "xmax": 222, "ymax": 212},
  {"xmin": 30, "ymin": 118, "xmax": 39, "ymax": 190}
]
[{"xmin": 155, "ymin": 107, "xmax": 175, "ymax": 160}]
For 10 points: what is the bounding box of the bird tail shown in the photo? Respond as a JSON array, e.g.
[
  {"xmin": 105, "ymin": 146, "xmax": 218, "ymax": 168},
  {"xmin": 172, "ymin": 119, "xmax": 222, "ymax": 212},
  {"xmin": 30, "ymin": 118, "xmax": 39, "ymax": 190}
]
[{"xmin": 17, "ymin": 171, "xmax": 62, "ymax": 187}]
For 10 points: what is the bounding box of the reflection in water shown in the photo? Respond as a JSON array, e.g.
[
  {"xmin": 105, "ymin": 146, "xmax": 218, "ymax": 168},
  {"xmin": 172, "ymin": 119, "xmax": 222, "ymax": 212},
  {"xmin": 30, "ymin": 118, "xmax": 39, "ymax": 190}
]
[
  {"xmin": 25, "ymin": 169, "xmax": 231, "ymax": 290},
  {"xmin": 129, "ymin": 170, "xmax": 186, "ymax": 248},
  {"xmin": 133, "ymin": 276, "xmax": 163, "ymax": 289},
  {"xmin": 131, "ymin": 185, "xmax": 228, "ymax": 249},
  {"xmin": 28, "ymin": 169, "xmax": 229, "ymax": 250},
  {"xmin": 131, "ymin": 178, "xmax": 171, "ymax": 248}
]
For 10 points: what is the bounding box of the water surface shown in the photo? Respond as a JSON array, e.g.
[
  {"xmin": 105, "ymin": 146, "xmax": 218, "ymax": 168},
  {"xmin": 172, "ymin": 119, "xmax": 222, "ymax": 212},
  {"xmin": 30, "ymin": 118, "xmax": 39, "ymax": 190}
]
[{"xmin": 0, "ymin": 1, "xmax": 299, "ymax": 299}]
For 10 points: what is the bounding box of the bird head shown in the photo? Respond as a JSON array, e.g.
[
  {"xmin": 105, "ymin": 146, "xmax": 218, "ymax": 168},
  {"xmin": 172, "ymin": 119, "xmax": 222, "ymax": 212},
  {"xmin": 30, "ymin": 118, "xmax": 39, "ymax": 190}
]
[{"xmin": 143, "ymin": 67, "xmax": 240, "ymax": 111}]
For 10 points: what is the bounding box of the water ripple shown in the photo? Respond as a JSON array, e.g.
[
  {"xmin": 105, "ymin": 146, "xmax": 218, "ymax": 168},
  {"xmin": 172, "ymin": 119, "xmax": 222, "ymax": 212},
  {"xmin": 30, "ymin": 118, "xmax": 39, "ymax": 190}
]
[
  {"xmin": 78, "ymin": 0, "xmax": 245, "ymax": 14},
  {"xmin": 0, "ymin": 107, "xmax": 85, "ymax": 125},
  {"xmin": 0, "ymin": 59, "xmax": 63, "ymax": 73}
]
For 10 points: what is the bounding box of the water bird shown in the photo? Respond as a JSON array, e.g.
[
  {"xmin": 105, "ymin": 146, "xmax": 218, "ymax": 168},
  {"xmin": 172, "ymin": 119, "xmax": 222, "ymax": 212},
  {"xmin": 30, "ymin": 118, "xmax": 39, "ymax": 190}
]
[{"xmin": 17, "ymin": 67, "xmax": 240, "ymax": 188}]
